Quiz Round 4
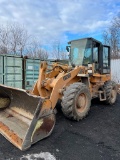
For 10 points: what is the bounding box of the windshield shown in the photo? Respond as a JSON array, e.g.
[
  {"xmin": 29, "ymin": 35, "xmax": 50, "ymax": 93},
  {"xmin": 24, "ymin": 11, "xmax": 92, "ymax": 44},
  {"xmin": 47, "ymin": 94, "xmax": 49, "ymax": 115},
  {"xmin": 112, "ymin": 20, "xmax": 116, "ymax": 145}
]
[{"xmin": 70, "ymin": 39, "xmax": 92, "ymax": 66}]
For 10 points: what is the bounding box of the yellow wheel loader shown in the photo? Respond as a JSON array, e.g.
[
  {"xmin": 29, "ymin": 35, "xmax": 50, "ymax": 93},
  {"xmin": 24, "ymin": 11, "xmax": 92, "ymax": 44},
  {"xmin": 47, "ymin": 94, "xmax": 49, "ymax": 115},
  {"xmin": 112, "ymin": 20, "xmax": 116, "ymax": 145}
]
[{"xmin": 0, "ymin": 38, "xmax": 117, "ymax": 150}]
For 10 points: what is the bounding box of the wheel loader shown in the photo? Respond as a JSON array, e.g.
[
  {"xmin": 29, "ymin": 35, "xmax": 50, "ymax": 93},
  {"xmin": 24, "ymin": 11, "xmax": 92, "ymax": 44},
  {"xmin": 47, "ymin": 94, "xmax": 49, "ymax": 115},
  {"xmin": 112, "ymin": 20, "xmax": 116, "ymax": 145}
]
[{"xmin": 0, "ymin": 37, "xmax": 117, "ymax": 150}]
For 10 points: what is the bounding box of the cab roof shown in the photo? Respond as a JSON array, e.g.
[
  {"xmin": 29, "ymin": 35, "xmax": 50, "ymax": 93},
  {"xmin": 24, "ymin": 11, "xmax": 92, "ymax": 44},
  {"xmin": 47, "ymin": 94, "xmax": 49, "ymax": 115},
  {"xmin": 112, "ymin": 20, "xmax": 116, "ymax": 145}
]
[{"xmin": 68, "ymin": 37, "xmax": 102, "ymax": 45}]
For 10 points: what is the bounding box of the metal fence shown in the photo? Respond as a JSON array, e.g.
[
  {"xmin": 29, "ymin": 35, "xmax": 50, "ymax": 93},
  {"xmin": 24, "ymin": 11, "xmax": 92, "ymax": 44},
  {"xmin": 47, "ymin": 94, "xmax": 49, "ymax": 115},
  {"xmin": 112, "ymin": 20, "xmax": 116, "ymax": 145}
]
[{"xmin": 111, "ymin": 59, "xmax": 120, "ymax": 84}]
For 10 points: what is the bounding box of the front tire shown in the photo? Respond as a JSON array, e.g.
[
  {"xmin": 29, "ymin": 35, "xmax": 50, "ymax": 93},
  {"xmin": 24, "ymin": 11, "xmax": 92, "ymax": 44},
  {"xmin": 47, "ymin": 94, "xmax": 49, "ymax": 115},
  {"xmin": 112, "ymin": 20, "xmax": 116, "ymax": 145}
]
[{"xmin": 61, "ymin": 83, "xmax": 91, "ymax": 121}]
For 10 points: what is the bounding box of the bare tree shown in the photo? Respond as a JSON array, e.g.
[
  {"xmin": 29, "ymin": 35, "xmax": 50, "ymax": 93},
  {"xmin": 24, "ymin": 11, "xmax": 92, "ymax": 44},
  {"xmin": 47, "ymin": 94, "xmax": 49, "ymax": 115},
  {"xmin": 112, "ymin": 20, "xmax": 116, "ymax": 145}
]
[
  {"xmin": 102, "ymin": 13, "xmax": 120, "ymax": 59},
  {"xmin": 0, "ymin": 23, "xmax": 48, "ymax": 59},
  {"xmin": 26, "ymin": 39, "xmax": 48, "ymax": 60},
  {"xmin": 36, "ymin": 49, "xmax": 48, "ymax": 60},
  {"xmin": 9, "ymin": 23, "xmax": 29, "ymax": 56},
  {"xmin": 0, "ymin": 23, "xmax": 29, "ymax": 56},
  {"xmin": 0, "ymin": 25, "xmax": 9, "ymax": 54},
  {"xmin": 51, "ymin": 40, "xmax": 68, "ymax": 60}
]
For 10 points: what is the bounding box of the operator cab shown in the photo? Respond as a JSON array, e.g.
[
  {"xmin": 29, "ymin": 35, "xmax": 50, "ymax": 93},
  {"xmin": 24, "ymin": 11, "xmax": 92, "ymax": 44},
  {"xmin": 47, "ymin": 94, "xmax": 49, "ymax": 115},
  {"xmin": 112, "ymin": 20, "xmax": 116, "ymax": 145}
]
[{"xmin": 67, "ymin": 37, "xmax": 110, "ymax": 74}]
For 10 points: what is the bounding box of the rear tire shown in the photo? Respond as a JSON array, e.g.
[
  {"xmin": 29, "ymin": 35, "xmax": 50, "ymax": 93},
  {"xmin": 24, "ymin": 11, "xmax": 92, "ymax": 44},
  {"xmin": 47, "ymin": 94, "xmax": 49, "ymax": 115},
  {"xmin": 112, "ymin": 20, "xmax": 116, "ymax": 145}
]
[
  {"xmin": 61, "ymin": 83, "xmax": 91, "ymax": 121},
  {"xmin": 104, "ymin": 81, "xmax": 117, "ymax": 104}
]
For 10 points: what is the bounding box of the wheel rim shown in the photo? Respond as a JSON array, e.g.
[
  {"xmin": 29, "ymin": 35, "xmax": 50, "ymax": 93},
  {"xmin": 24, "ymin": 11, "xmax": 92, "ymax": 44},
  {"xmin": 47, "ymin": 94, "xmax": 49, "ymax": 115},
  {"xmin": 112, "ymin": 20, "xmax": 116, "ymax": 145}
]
[
  {"xmin": 111, "ymin": 87, "xmax": 117, "ymax": 103},
  {"xmin": 76, "ymin": 93, "xmax": 87, "ymax": 113}
]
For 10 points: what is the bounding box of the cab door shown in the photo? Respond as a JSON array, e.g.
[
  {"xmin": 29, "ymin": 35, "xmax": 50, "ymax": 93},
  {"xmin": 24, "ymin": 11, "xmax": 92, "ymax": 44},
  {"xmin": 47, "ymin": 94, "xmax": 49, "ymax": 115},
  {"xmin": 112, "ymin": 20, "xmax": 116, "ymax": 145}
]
[{"xmin": 102, "ymin": 45, "xmax": 110, "ymax": 74}]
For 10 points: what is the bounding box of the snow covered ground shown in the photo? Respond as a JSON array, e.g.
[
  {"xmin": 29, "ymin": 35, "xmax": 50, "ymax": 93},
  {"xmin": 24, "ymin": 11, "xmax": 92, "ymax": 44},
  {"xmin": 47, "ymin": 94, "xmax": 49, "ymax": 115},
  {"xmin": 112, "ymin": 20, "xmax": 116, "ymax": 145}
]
[{"xmin": 20, "ymin": 152, "xmax": 56, "ymax": 160}]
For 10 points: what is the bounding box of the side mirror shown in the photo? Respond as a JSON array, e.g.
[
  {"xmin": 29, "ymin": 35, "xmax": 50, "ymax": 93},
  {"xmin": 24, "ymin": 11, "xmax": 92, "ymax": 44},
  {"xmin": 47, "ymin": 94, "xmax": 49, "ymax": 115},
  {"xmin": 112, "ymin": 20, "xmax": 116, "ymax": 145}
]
[{"xmin": 66, "ymin": 46, "xmax": 70, "ymax": 52}]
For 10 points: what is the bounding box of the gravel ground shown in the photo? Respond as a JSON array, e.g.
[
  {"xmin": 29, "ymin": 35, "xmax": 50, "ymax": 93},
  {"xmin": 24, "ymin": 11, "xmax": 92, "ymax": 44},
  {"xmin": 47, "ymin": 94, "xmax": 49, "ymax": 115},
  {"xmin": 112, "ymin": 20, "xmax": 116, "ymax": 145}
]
[{"xmin": 0, "ymin": 95, "xmax": 120, "ymax": 160}]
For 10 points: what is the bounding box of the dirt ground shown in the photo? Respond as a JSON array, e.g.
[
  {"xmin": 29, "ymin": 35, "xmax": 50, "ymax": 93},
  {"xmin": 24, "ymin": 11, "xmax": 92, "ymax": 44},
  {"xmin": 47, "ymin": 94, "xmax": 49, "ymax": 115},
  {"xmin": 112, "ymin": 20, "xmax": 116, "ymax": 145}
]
[{"xmin": 0, "ymin": 95, "xmax": 120, "ymax": 160}]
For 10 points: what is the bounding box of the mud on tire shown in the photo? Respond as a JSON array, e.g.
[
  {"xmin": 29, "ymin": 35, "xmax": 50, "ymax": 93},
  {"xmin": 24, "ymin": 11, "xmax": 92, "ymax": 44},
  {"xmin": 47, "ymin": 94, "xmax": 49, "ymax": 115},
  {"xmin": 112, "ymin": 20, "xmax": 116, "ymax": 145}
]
[{"xmin": 61, "ymin": 82, "xmax": 91, "ymax": 121}]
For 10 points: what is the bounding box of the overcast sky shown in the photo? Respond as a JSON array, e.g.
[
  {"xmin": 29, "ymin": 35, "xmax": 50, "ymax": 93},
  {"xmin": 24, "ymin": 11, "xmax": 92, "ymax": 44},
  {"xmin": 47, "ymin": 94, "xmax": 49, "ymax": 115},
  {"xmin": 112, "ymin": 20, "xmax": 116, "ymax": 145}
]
[{"xmin": 0, "ymin": 0, "xmax": 120, "ymax": 45}]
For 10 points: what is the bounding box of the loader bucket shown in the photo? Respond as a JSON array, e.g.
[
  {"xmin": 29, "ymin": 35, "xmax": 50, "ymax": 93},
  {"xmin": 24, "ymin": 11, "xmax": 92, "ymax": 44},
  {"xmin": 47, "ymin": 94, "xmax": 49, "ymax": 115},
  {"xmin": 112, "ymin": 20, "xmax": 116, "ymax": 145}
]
[{"xmin": 0, "ymin": 85, "xmax": 55, "ymax": 150}]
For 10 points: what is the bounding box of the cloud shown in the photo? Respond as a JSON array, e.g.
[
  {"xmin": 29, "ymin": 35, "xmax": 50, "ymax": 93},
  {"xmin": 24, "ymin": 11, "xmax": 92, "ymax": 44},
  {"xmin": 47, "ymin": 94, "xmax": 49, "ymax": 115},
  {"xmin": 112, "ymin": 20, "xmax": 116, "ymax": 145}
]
[{"xmin": 0, "ymin": 0, "xmax": 119, "ymax": 44}]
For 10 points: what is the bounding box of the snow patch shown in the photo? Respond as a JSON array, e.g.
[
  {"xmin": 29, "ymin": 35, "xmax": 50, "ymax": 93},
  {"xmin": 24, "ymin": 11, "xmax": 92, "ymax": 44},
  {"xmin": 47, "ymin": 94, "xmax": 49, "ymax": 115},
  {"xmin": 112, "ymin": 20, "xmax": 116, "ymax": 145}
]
[{"xmin": 20, "ymin": 152, "xmax": 56, "ymax": 160}]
